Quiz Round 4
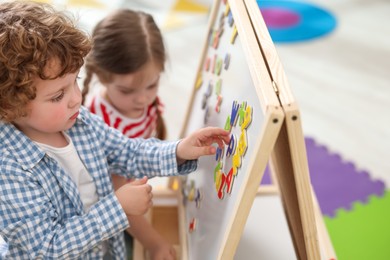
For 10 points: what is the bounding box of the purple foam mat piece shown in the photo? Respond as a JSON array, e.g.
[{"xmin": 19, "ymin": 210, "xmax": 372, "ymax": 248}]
[
  {"xmin": 306, "ymin": 137, "xmax": 385, "ymax": 217},
  {"xmin": 261, "ymin": 137, "xmax": 386, "ymax": 217},
  {"xmin": 261, "ymin": 164, "xmax": 272, "ymax": 185}
]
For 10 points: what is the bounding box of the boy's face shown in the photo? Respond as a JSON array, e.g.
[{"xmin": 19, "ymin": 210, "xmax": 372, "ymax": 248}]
[
  {"xmin": 103, "ymin": 60, "xmax": 161, "ymax": 119},
  {"xmin": 13, "ymin": 59, "xmax": 81, "ymax": 143}
]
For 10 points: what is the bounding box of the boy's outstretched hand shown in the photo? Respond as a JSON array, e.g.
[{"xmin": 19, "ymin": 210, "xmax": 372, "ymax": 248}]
[{"xmin": 176, "ymin": 127, "xmax": 230, "ymax": 164}]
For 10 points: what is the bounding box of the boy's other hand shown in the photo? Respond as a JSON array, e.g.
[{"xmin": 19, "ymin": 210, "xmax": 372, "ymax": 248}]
[{"xmin": 115, "ymin": 176, "xmax": 153, "ymax": 216}]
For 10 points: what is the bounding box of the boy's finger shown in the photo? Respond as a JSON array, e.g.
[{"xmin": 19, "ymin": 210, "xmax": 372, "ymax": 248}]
[
  {"xmin": 195, "ymin": 146, "xmax": 216, "ymax": 158},
  {"xmin": 131, "ymin": 176, "xmax": 148, "ymax": 185},
  {"xmin": 145, "ymin": 184, "xmax": 152, "ymax": 193}
]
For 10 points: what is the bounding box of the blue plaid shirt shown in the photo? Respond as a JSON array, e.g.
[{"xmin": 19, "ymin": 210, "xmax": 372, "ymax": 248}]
[{"xmin": 0, "ymin": 106, "xmax": 197, "ymax": 259}]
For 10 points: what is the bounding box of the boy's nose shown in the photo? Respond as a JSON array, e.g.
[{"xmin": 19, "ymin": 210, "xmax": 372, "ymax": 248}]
[{"xmin": 69, "ymin": 85, "xmax": 82, "ymax": 108}]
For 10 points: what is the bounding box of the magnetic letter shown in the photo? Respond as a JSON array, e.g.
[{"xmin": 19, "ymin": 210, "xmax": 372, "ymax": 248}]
[
  {"xmin": 225, "ymin": 134, "xmax": 236, "ymax": 157},
  {"xmin": 230, "ymin": 101, "xmax": 239, "ymax": 127},
  {"xmin": 238, "ymin": 130, "xmax": 248, "ymax": 157},
  {"xmin": 241, "ymin": 105, "xmax": 252, "ymax": 130}
]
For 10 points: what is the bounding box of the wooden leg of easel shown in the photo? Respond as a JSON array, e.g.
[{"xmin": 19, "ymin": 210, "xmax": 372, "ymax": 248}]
[
  {"xmin": 269, "ymin": 121, "xmax": 321, "ymax": 260},
  {"xmin": 311, "ymin": 188, "xmax": 337, "ymax": 260},
  {"xmin": 257, "ymin": 184, "xmax": 279, "ymax": 195},
  {"xmin": 256, "ymin": 184, "xmax": 337, "ymax": 260}
]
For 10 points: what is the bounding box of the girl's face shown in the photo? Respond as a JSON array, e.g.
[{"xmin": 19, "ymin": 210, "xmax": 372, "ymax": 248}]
[
  {"xmin": 13, "ymin": 59, "xmax": 81, "ymax": 145},
  {"xmin": 103, "ymin": 60, "xmax": 161, "ymax": 118}
]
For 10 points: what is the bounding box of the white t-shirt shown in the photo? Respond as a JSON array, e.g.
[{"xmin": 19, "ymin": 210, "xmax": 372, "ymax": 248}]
[
  {"xmin": 35, "ymin": 133, "xmax": 108, "ymax": 253},
  {"xmin": 35, "ymin": 133, "xmax": 99, "ymax": 211}
]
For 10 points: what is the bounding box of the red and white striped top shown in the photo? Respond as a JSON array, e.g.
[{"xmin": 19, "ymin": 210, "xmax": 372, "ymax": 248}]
[{"xmin": 88, "ymin": 95, "xmax": 163, "ymax": 139}]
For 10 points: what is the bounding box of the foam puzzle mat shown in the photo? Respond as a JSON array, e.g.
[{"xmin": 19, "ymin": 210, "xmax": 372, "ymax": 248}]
[{"xmin": 263, "ymin": 136, "xmax": 389, "ymax": 259}]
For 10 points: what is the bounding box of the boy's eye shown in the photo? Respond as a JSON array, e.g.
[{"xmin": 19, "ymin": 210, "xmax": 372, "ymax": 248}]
[
  {"xmin": 147, "ymin": 84, "xmax": 157, "ymax": 90},
  {"xmin": 51, "ymin": 91, "xmax": 65, "ymax": 102}
]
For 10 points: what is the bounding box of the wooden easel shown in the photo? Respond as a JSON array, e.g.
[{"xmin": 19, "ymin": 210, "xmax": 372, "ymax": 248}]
[
  {"xmin": 177, "ymin": 0, "xmax": 335, "ymax": 258},
  {"xmin": 136, "ymin": 0, "xmax": 336, "ymax": 259},
  {"xmin": 241, "ymin": 0, "xmax": 336, "ymax": 258}
]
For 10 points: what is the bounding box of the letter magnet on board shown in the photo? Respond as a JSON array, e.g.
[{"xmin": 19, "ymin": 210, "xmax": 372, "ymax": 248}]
[
  {"xmin": 206, "ymin": 81, "xmax": 213, "ymax": 97},
  {"xmin": 215, "ymin": 57, "xmax": 223, "ymax": 76},
  {"xmin": 204, "ymin": 57, "xmax": 211, "ymax": 72},
  {"xmin": 188, "ymin": 180, "xmax": 196, "ymax": 201},
  {"xmin": 217, "ymin": 173, "xmax": 227, "ymax": 199},
  {"xmin": 195, "ymin": 189, "xmax": 203, "ymax": 208},
  {"xmin": 224, "ymin": 116, "xmax": 232, "ymax": 131},
  {"xmin": 228, "ymin": 12, "xmax": 234, "ymax": 27},
  {"xmin": 231, "ymin": 25, "xmax": 238, "ymax": 44},
  {"xmin": 212, "ymin": 54, "xmax": 217, "ymax": 73},
  {"xmin": 201, "ymin": 93, "xmax": 208, "ymax": 109},
  {"xmin": 219, "ymin": 9, "xmax": 225, "ymax": 23},
  {"xmin": 181, "ymin": 184, "xmax": 189, "ymax": 206},
  {"xmin": 232, "ymin": 151, "xmax": 241, "ymax": 169},
  {"xmin": 219, "ymin": 11, "xmax": 225, "ymax": 26},
  {"xmin": 195, "ymin": 74, "xmax": 203, "ymax": 90},
  {"xmin": 209, "ymin": 30, "xmax": 216, "ymax": 47},
  {"xmin": 238, "ymin": 130, "xmax": 248, "ymax": 157},
  {"xmin": 204, "ymin": 106, "xmax": 211, "ymax": 124},
  {"xmin": 189, "ymin": 218, "xmax": 197, "ymax": 233},
  {"xmin": 215, "ymin": 95, "xmax": 223, "ymax": 113},
  {"xmin": 214, "ymin": 161, "xmax": 223, "ymax": 191},
  {"xmin": 213, "ymin": 31, "xmax": 220, "ymax": 49},
  {"xmin": 241, "ymin": 105, "xmax": 253, "ymax": 130},
  {"xmin": 215, "ymin": 78, "xmax": 222, "ymax": 96},
  {"xmin": 216, "ymin": 146, "xmax": 224, "ymax": 161},
  {"xmin": 238, "ymin": 101, "xmax": 247, "ymax": 126},
  {"xmin": 224, "ymin": 2, "xmax": 230, "ymax": 16},
  {"xmin": 230, "ymin": 101, "xmax": 240, "ymax": 127},
  {"xmin": 218, "ymin": 26, "xmax": 224, "ymax": 38},
  {"xmin": 226, "ymin": 134, "xmax": 237, "ymax": 157},
  {"xmin": 225, "ymin": 167, "xmax": 236, "ymax": 194},
  {"xmin": 224, "ymin": 53, "xmax": 231, "ymax": 70}
]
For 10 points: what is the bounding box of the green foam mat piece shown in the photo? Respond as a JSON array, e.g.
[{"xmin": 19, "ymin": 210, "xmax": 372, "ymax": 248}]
[{"xmin": 324, "ymin": 190, "xmax": 390, "ymax": 259}]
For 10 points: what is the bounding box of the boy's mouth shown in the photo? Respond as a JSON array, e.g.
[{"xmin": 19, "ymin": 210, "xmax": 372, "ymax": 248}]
[{"xmin": 70, "ymin": 111, "xmax": 79, "ymax": 120}]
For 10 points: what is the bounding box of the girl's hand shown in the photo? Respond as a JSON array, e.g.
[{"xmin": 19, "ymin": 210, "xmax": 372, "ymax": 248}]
[
  {"xmin": 176, "ymin": 127, "xmax": 230, "ymax": 164},
  {"xmin": 149, "ymin": 241, "xmax": 176, "ymax": 260},
  {"xmin": 126, "ymin": 214, "xmax": 177, "ymax": 260},
  {"xmin": 115, "ymin": 176, "xmax": 153, "ymax": 216}
]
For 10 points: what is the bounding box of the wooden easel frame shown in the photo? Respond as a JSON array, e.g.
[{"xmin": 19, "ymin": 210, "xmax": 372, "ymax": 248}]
[
  {"xmin": 241, "ymin": 0, "xmax": 336, "ymax": 258},
  {"xmin": 138, "ymin": 0, "xmax": 336, "ymax": 259},
  {"xmin": 176, "ymin": 0, "xmax": 333, "ymax": 258}
]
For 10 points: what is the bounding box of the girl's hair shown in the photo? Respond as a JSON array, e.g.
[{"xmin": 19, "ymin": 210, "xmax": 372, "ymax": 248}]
[
  {"xmin": 0, "ymin": 1, "xmax": 91, "ymax": 123},
  {"xmin": 82, "ymin": 9, "xmax": 167, "ymax": 139}
]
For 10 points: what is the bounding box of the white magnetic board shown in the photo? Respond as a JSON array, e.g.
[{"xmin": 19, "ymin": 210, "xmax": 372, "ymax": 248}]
[{"xmin": 179, "ymin": 0, "xmax": 284, "ymax": 258}]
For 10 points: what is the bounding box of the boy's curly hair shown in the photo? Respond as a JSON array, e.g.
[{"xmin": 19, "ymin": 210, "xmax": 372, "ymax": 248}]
[{"xmin": 0, "ymin": 1, "xmax": 91, "ymax": 123}]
